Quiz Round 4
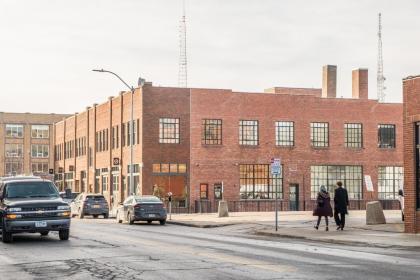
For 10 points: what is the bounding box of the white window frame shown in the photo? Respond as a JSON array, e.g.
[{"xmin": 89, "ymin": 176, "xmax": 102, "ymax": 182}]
[
  {"xmin": 6, "ymin": 124, "xmax": 23, "ymax": 138},
  {"xmin": 31, "ymin": 144, "xmax": 49, "ymax": 158},
  {"xmin": 5, "ymin": 144, "xmax": 23, "ymax": 158},
  {"xmin": 31, "ymin": 125, "xmax": 49, "ymax": 139}
]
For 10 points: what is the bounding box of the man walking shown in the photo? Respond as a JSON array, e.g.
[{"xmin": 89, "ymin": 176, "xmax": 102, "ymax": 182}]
[{"xmin": 334, "ymin": 181, "xmax": 349, "ymax": 230}]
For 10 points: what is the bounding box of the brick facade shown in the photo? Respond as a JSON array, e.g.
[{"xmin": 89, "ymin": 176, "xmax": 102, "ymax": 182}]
[
  {"xmin": 54, "ymin": 66, "xmax": 403, "ymax": 212},
  {"xmin": 403, "ymin": 75, "xmax": 420, "ymax": 233},
  {"xmin": 0, "ymin": 112, "xmax": 69, "ymax": 178}
]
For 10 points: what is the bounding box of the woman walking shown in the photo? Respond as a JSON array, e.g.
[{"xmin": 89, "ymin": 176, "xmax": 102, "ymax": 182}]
[{"xmin": 313, "ymin": 185, "xmax": 333, "ymax": 231}]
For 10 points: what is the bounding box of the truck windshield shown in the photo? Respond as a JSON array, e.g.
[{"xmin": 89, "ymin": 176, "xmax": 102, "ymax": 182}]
[{"xmin": 5, "ymin": 182, "xmax": 59, "ymax": 198}]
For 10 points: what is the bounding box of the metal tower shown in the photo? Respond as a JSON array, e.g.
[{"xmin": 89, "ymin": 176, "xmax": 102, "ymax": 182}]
[
  {"xmin": 377, "ymin": 13, "xmax": 386, "ymax": 102},
  {"xmin": 178, "ymin": 0, "xmax": 188, "ymax": 88}
]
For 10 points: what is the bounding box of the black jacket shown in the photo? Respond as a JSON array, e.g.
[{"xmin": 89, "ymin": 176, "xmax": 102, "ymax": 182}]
[{"xmin": 334, "ymin": 187, "xmax": 349, "ymax": 214}]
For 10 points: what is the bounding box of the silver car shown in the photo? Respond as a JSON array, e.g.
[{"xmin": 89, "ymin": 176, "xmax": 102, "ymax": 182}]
[
  {"xmin": 116, "ymin": 195, "xmax": 167, "ymax": 225},
  {"xmin": 71, "ymin": 193, "xmax": 109, "ymax": 219}
]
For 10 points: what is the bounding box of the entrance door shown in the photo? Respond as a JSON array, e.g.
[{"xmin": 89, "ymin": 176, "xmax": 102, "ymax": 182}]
[{"xmin": 289, "ymin": 184, "xmax": 299, "ymax": 211}]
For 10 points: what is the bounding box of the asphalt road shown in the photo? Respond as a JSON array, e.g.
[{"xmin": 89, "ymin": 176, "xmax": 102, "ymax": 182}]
[{"xmin": 0, "ymin": 218, "xmax": 419, "ymax": 280}]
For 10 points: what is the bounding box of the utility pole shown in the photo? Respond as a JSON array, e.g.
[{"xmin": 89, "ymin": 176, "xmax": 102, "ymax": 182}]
[
  {"xmin": 178, "ymin": 0, "xmax": 188, "ymax": 88},
  {"xmin": 377, "ymin": 13, "xmax": 386, "ymax": 102}
]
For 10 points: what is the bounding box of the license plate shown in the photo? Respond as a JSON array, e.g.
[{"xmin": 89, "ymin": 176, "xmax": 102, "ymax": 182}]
[
  {"xmin": 93, "ymin": 205, "xmax": 101, "ymax": 208},
  {"xmin": 148, "ymin": 214, "xmax": 156, "ymax": 218},
  {"xmin": 35, "ymin": 221, "xmax": 47, "ymax": 228}
]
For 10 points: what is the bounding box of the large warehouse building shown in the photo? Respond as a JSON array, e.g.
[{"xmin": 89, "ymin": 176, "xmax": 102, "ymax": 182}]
[{"xmin": 53, "ymin": 65, "xmax": 403, "ymax": 212}]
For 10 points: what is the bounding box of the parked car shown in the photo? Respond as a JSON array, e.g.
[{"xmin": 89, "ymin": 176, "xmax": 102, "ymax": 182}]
[
  {"xmin": 398, "ymin": 189, "xmax": 404, "ymax": 221},
  {"xmin": 70, "ymin": 194, "xmax": 109, "ymax": 219},
  {"xmin": 0, "ymin": 176, "xmax": 71, "ymax": 243},
  {"xmin": 59, "ymin": 191, "xmax": 80, "ymax": 204},
  {"xmin": 116, "ymin": 195, "xmax": 167, "ymax": 225}
]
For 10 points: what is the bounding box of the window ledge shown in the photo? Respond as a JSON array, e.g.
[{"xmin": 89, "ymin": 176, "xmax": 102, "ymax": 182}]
[
  {"xmin": 239, "ymin": 145, "xmax": 259, "ymax": 148},
  {"xmin": 201, "ymin": 144, "xmax": 223, "ymax": 148},
  {"xmin": 311, "ymin": 146, "xmax": 329, "ymax": 150}
]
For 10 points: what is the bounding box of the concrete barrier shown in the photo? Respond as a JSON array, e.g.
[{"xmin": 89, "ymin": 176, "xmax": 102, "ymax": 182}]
[
  {"xmin": 218, "ymin": 200, "xmax": 229, "ymax": 217},
  {"xmin": 366, "ymin": 201, "xmax": 386, "ymax": 225}
]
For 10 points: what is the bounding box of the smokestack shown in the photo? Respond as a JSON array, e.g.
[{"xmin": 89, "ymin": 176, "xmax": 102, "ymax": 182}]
[
  {"xmin": 322, "ymin": 65, "xmax": 337, "ymax": 98},
  {"xmin": 352, "ymin": 68, "xmax": 368, "ymax": 99}
]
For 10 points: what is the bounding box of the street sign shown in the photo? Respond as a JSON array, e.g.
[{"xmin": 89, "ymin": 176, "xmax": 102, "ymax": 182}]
[
  {"xmin": 48, "ymin": 169, "xmax": 54, "ymax": 174},
  {"xmin": 364, "ymin": 175, "xmax": 374, "ymax": 192},
  {"xmin": 271, "ymin": 158, "xmax": 281, "ymax": 175},
  {"xmin": 113, "ymin": 157, "xmax": 120, "ymax": 166}
]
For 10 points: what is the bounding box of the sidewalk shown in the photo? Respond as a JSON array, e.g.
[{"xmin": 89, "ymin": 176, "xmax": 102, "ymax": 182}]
[{"xmin": 167, "ymin": 210, "xmax": 420, "ymax": 248}]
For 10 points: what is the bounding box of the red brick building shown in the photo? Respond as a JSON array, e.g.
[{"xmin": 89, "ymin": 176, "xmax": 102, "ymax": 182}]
[
  {"xmin": 54, "ymin": 66, "xmax": 403, "ymax": 211},
  {"xmin": 403, "ymin": 75, "xmax": 420, "ymax": 233}
]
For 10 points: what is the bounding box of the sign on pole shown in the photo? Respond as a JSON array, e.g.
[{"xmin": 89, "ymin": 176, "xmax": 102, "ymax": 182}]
[{"xmin": 364, "ymin": 175, "xmax": 374, "ymax": 192}]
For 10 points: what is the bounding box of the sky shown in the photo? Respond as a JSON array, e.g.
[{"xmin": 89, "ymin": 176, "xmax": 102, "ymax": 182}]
[{"xmin": 0, "ymin": 0, "xmax": 419, "ymax": 114}]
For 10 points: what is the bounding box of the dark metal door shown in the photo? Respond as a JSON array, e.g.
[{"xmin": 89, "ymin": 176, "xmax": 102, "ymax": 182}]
[{"xmin": 289, "ymin": 184, "xmax": 299, "ymax": 211}]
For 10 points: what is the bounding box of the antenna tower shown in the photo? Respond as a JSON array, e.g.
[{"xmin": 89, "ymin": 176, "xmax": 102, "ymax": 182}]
[
  {"xmin": 377, "ymin": 13, "xmax": 386, "ymax": 102},
  {"xmin": 178, "ymin": 0, "xmax": 188, "ymax": 88}
]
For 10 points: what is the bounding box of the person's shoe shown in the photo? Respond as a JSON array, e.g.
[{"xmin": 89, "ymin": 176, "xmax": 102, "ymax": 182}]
[
  {"xmin": 336, "ymin": 226, "xmax": 341, "ymax": 231},
  {"xmin": 314, "ymin": 225, "xmax": 319, "ymax": 230},
  {"xmin": 326, "ymin": 227, "xmax": 329, "ymax": 231},
  {"xmin": 340, "ymin": 227, "xmax": 344, "ymax": 231}
]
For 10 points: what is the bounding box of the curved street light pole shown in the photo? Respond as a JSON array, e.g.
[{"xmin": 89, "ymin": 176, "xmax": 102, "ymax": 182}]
[{"xmin": 92, "ymin": 69, "xmax": 136, "ymax": 197}]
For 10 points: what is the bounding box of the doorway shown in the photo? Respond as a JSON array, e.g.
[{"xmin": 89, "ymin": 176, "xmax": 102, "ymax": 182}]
[{"xmin": 289, "ymin": 184, "xmax": 299, "ymax": 211}]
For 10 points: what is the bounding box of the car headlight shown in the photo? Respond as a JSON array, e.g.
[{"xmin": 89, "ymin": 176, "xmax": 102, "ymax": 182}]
[
  {"xmin": 8, "ymin": 207, "xmax": 22, "ymax": 212},
  {"xmin": 57, "ymin": 205, "xmax": 71, "ymax": 210}
]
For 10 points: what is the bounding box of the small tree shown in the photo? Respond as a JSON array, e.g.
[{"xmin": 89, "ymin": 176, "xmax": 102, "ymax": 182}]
[{"xmin": 152, "ymin": 184, "xmax": 165, "ymax": 200}]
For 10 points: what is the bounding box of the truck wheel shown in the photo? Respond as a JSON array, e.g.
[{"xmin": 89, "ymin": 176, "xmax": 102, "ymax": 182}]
[
  {"xmin": 159, "ymin": 220, "xmax": 166, "ymax": 225},
  {"xmin": 59, "ymin": 229, "xmax": 70, "ymax": 241},
  {"xmin": 2, "ymin": 221, "xmax": 13, "ymax": 243},
  {"xmin": 40, "ymin": 231, "xmax": 49, "ymax": 236},
  {"xmin": 93, "ymin": 215, "xmax": 99, "ymax": 218},
  {"xmin": 103, "ymin": 213, "xmax": 109, "ymax": 219}
]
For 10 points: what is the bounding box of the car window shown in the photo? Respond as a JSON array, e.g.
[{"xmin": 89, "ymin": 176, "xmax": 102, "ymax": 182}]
[
  {"xmin": 86, "ymin": 195, "xmax": 106, "ymax": 202},
  {"xmin": 135, "ymin": 196, "xmax": 161, "ymax": 203},
  {"xmin": 5, "ymin": 181, "xmax": 59, "ymax": 198}
]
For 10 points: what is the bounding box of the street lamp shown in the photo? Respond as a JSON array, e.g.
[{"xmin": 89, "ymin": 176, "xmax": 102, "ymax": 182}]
[{"xmin": 92, "ymin": 69, "xmax": 144, "ymax": 197}]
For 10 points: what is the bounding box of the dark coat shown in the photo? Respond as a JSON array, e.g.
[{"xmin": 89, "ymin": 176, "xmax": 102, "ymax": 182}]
[
  {"xmin": 313, "ymin": 192, "xmax": 333, "ymax": 217},
  {"xmin": 334, "ymin": 187, "xmax": 349, "ymax": 214}
]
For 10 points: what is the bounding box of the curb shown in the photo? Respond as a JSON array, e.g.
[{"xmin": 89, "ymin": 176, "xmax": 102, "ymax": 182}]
[
  {"xmin": 255, "ymin": 230, "xmax": 400, "ymax": 248},
  {"xmin": 166, "ymin": 220, "xmax": 235, "ymax": 228}
]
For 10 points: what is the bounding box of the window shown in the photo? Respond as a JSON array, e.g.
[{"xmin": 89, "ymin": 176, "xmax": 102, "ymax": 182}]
[
  {"xmin": 5, "ymin": 144, "xmax": 23, "ymax": 158},
  {"xmin": 200, "ymin": 184, "xmax": 208, "ymax": 199},
  {"xmin": 31, "ymin": 144, "xmax": 49, "ymax": 158},
  {"xmin": 202, "ymin": 119, "xmax": 222, "ymax": 145},
  {"xmin": 159, "ymin": 118, "xmax": 180, "ymax": 144},
  {"xmin": 6, "ymin": 124, "xmax": 23, "ymax": 138},
  {"xmin": 112, "ymin": 174, "xmax": 119, "ymax": 192},
  {"xmin": 31, "ymin": 125, "xmax": 49, "ymax": 138},
  {"xmin": 344, "ymin": 123, "xmax": 363, "ymax": 148},
  {"xmin": 310, "ymin": 165, "xmax": 362, "ymax": 199},
  {"xmin": 239, "ymin": 164, "xmax": 282, "ymax": 199},
  {"xmin": 239, "ymin": 120, "xmax": 258, "ymax": 146},
  {"xmin": 214, "ymin": 183, "xmax": 223, "ymax": 200},
  {"xmin": 152, "ymin": 163, "xmax": 187, "ymax": 174},
  {"xmin": 378, "ymin": 167, "xmax": 403, "ymax": 200},
  {"xmin": 31, "ymin": 163, "xmax": 49, "ymax": 173},
  {"xmin": 310, "ymin": 122, "xmax": 329, "ymax": 147},
  {"xmin": 275, "ymin": 121, "xmax": 294, "ymax": 146},
  {"xmin": 378, "ymin": 124, "xmax": 396, "ymax": 148},
  {"xmin": 102, "ymin": 175, "xmax": 108, "ymax": 192},
  {"xmin": 5, "ymin": 162, "xmax": 23, "ymax": 176}
]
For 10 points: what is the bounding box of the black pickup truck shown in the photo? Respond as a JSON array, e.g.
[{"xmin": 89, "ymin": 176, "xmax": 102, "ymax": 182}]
[{"xmin": 0, "ymin": 176, "xmax": 71, "ymax": 243}]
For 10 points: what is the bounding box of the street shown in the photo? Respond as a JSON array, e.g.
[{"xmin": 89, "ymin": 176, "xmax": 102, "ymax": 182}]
[{"xmin": 0, "ymin": 218, "xmax": 419, "ymax": 279}]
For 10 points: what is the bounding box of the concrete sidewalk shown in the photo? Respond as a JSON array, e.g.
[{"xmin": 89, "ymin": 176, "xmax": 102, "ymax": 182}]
[{"xmin": 167, "ymin": 210, "xmax": 420, "ymax": 248}]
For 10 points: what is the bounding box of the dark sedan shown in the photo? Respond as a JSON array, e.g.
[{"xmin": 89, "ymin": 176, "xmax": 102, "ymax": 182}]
[{"xmin": 116, "ymin": 195, "xmax": 167, "ymax": 225}]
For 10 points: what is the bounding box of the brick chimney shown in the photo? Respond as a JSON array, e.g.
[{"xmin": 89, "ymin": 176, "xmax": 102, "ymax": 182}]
[
  {"xmin": 322, "ymin": 65, "xmax": 337, "ymax": 98},
  {"xmin": 352, "ymin": 68, "xmax": 368, "ymax": 99}
]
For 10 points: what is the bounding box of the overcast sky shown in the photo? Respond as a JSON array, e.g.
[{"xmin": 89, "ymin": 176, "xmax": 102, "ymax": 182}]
[{"xmin": 0, "ymin": 0, "xmax": 419, "ymax": 114}]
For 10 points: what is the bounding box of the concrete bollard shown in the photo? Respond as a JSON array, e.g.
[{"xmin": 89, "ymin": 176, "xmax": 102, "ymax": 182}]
[
  {"xmin": 218, "ymin": 200, "xmax": 229, "ymax": 217},
  {"xmin": 366, "ymin": 201, "xmax": 386, "ymax": 225}
]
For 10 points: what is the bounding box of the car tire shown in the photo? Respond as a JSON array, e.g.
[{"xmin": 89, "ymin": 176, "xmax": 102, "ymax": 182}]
[
  {"xmin": 93, "ymin": 215, "xmax": 99, "ymax": 219},
  {"xmin": 1, "ymin": 221, "xmax": 12, "ymax": 243},
  {"xmin": 159, "ymin": 220, "xmax": 166, "ymax": 225},
  {"xmin": 128, "ymin": 213, "xmax": 134, "ymax": 225},
  {"xmin": 147, "ymin": 220, "xmax": 152, "ymax": 224},
  {"xmin": 59, "ymin": 229, "xmax": 70, "ymax": 241},
  {"xmin": 103, "ymin": 213, "xmax": 109, "ymax": 219},
  {"xmin": 40, "ymin": 231, "xmax": 49, "ymax": 236}
]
